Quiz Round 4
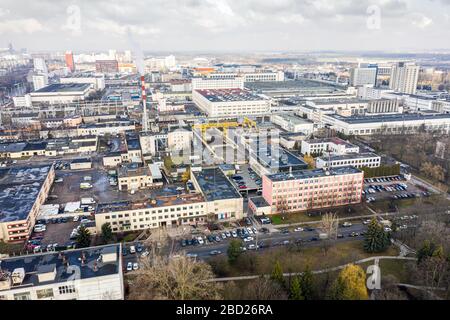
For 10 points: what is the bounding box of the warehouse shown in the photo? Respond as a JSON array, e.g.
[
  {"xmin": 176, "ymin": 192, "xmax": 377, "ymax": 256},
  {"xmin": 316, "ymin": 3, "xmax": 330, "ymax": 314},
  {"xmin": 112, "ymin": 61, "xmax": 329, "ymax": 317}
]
[{"xmin": 192, "ymin": 88, "xmax": 270, "ymax": 117}]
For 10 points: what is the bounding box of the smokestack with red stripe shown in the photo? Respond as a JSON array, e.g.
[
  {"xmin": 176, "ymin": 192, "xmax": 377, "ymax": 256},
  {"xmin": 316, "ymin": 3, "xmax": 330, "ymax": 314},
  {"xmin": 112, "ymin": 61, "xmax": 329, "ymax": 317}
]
[{"xmin": 141, "ymin": 75, "xmax": 149, "ymax": 132}]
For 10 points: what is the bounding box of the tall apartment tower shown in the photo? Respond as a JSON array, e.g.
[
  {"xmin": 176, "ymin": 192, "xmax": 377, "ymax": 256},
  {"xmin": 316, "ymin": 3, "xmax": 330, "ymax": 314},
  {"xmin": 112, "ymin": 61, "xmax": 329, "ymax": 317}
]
[
  {"xmin": 65, "ymin": 51, "xmax": 75, "ymax": 73},
  {"xmin": 33, "ymin": 57, "xmax": 48, "ymax": 75},
  {"xmin": 389, "ymin": 62, "xmax": 419, "ymax": 94},
  {"xmin": 349, "ymin": 64, "xmax": 378, "ymax": 87}
]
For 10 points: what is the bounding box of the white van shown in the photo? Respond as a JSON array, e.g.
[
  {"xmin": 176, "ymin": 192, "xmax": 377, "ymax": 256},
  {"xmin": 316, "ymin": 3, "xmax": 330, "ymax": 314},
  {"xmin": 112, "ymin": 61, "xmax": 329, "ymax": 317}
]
[{"xmin": 80, "ymin": 183, "xmax": 93, "ymax": 190}]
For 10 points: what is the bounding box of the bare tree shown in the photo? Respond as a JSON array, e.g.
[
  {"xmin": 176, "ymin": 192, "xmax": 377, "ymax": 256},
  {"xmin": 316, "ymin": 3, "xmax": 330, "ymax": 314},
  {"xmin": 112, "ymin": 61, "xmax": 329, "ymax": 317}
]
[
  {"xmin": 320, "ymin": 212, "xmax": 339, "ymax": 240},
  {"xmin": 127, "ymin": 254, "xmax": 222, "ymax": 300},
  {"xmin": 243, "ymin": 276, "xmax": 288, "ymax": 300}
]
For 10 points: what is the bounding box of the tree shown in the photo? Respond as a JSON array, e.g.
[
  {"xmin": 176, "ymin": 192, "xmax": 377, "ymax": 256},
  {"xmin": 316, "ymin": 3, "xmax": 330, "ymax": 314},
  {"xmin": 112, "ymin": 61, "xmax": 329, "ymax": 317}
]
[
  {"xmin": 300, "ymin": 265, "xmax": 314, "ymax": 300},
  {"xmin": 128, "ymin": 254, "xmax": 222, "ymax": 300},
  {"xmin": 303, "ymin": 154, "xmax": 315, "ymax": 169},
  {"xmin": 181, "ymin": 167, "xmax": 191, "ymax": 182},
  {"xmin": 290, "ymin": 276, "xmax": 304, "ymax": 300},
  {"xmin": 101, "ymin": 223, "xmax": 114, "ymax": 244},
  {"xmin": 328, "ymin": 264, "xmax": 368, "ymax": 300},
  {"xmin": 363, "ymin": 218, "xmax": 390, "ymax": 253},
  {"xmin": 76, "ymin": 225, "xmax": 91, "ymax": 248},
  {"xmin": 227, "ymin": 239, "xmax": 243, "ymax": 264},
  {"xmin": 271, "ymin": 260, "xmax": 285, "ymax": 287},
  {"xmin": 244, "ymin": 276, "xmax": 288, "ymax": 300}
]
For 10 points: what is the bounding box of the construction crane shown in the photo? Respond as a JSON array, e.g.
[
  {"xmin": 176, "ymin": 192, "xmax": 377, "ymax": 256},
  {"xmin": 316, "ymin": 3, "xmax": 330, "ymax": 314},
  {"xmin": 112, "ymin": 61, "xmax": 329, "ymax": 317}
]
[{"xmin": 192, "ymin": 117, "xmax": 258, "ymax": 139}]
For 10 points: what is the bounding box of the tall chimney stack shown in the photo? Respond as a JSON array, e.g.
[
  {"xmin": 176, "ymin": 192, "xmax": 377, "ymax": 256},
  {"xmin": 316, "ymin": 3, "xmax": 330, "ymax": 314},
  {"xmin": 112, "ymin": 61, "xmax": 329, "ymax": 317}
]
[{"xmin": 141, "ymin": 75, "xmax": 149, "ymax": 132}]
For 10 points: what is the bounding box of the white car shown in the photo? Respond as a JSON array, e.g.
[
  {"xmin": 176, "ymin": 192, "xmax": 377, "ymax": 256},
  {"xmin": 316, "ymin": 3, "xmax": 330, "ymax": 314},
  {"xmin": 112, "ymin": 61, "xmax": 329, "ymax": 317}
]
[
  {"xmin": 73, "ymin": 216, "xmax": 80, "ymax": 222},
  {"xmin": 246, "ymin": 227, "xmax": 253, "ymax": 235},
  {"xmin": 197, "ymin": 237, "xmax": 204, "ymax": 245},
  {"xmin": 231, "ymin": 230, "xmax": 237, "ymax": 238},
  {"xmin": 133, "ymin": 262, "xmax": 139, "ymax": 270},
  {"xmin": 243, "ymin": 236, "xmax": 254, "ymax": 242},
  {"xmin": 247, "ymin": 244, "xmax": 259, "ymax": 250},
  {"xmin": 294, "ymin": 227, "xmax": 304, "ymax": 232},
  {"xmin": 141, "ymin": 250, "xmax": 149, "ymax": 257},
  {"xmin": 225, "ymin": 231, "xmax": 231, "ymax": 238},
  {"xmin": 342, "ymin": 222, "xmax": 352, "ymax": 227},
  {"xmin": 126, "ymin": 262, "xmax": 133, "ymax": 271},
  {"xmin": 384, "ymin": 227, "xmax": 392, "ymax": 232}
]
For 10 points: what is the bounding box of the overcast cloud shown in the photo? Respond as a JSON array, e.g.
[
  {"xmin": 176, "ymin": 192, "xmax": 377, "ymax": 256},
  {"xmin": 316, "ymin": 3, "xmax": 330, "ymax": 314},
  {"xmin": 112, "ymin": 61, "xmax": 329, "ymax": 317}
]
[{"xmin": 0, "ymin": 0, "xmax": 449, "ymax": 52}]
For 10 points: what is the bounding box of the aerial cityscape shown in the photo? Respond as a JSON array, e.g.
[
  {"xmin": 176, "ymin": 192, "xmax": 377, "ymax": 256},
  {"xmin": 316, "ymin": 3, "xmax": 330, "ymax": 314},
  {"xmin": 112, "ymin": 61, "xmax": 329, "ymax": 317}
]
[{"xmin": 0, "ymin": 0, "xmax": 450, "ymax": 306}]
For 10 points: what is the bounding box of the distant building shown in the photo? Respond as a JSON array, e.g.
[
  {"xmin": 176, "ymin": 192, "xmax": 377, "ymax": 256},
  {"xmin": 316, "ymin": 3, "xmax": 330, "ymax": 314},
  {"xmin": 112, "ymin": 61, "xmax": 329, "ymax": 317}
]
[
  {"xmin": 191, "ymin": 77, "xmax": 244, "ymax": 90},
  {"xmin": 32, "ymin": 74, "xmax": 49, "ymax": 91},
  {"xmin": 192, "ymin": 88, "xmax": 270, "ymax": 117},
  {"xmin": 390, "ymin": 62, "xmax": 420, "ymax": 94},
  {"xmin": 65, "ymin": 51, "xmax": 75, "ymax": 73},
  {"xmin": 95, "ymin": 60, "xmax": 119, "ymax": 73},
  {"xmin": 33, "ymin": 57, "xmax": 48, "ymax": 74},
  {"xmin": 350, "ymin": 64, "xmax": 377, "ymax": 87}
]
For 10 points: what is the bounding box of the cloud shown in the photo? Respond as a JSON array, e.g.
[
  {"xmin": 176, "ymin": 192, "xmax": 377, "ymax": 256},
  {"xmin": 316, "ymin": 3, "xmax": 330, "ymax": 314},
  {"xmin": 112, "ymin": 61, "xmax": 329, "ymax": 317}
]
[
  {"xmin": 0, "ymin": 18, "xmax": 45, "ymax": 34},
  {"xmin": 410, "ymin": 13, "xmax": 433, "ymax": 28},
  {"xmin": 88, "ymin": 19, "xmax": 160, "ymax": 36}
]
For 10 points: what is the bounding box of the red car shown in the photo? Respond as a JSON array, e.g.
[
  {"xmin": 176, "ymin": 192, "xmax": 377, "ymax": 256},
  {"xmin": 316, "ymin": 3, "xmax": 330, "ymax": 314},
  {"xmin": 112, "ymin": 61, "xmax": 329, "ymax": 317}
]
[{"xmin": 239, "ymin": 185, "xmax": 247, "ymax": 189}]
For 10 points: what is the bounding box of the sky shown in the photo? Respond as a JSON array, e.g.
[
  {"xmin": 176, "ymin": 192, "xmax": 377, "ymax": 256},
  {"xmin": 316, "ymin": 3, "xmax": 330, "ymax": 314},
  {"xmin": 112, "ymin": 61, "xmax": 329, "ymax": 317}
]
[{"xmin": 0, "ymin": 0, "xmax": 449, "ymax": 53}]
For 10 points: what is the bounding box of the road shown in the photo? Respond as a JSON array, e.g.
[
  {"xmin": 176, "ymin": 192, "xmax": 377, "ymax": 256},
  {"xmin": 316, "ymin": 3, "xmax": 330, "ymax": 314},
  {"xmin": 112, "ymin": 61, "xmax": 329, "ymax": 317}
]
[
  {"xmin": 181, "ymin": 223, "xmax": 368, "ymax": 259},
  {"xmin": 120, "ymin": 223, "xmax": 369, "ymax": 267}
]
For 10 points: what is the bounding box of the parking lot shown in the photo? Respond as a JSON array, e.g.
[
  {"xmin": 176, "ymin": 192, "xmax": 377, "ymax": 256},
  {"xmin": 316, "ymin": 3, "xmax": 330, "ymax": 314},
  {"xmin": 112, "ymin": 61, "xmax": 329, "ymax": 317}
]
[
  {"xmin": 363, "ymin": 176, "xmax": 431, "ymax": 203},
  {"xmin": 228, "ymin": 164, "xmax": 262, "ymax": 195}
]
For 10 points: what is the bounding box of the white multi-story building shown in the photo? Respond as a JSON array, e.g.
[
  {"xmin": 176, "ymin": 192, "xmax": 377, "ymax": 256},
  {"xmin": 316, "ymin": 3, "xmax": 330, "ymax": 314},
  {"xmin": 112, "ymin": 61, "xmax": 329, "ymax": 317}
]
[
  {"xmin": 32, "ymin": 74, "xmax": 49, "ymax": 91},
  {"xmin": 192, "ymin": 88, "xmax": 270, "ymax": 117},
  {"xmin": 60, "ymin": 74, "xmax": 105, "ymax": 90},
  {"xmin": 350, "ymin": 65, "xmax": 377, "ymax": 87},
  {"xmin": 270, "ymin": 114, "xmax": 315, "ymax": 134},
  {"xmin": 167, "ymin": 126, "xmax": 193, "ymax": 151},
  {"xmin": 432, "ymin": 100, "xmax": 450, "ymax": 114},
  {"xmin": 390, "ymin": 62, "xmax": 420, "ymax": 94},
  {"xmin": 207, "ymin": 71, "xmax": 284, "ymax": 82},
  {"xmin": 322, "ymin": 113, "xmax": 450, "ymax": 135},
  {"xmin": 316, "ymin": 152, "xmax": 381, "ymax": 169},
  {"xmin": 366, "ymin": 99, "xmax": 400, "ymax": 114},
  {"xmin": 191, "ymin": 77, "xmax": 244, "ymax": 90},
  {"xmin": 262, "ymin": 166, "xmax": 364, "ymax": 214},
  {"xmin": 0, "ymin": 244, "xmax": 124, "ymax": 300},
  {"xmin": 33, "ymin": 58, "xmax": 48, "ymax": 74},
  {"xmin": 301, "ymin": 137, "xmax": 359, "ymax": 155}
]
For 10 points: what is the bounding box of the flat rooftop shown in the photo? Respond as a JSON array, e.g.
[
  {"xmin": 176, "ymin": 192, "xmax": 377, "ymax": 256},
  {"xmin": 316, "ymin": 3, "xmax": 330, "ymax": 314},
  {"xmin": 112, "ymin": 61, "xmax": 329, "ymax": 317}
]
[
  {"xmin": 267, "ymin": 166, "xmax": 362, "ymax": 182},
  {"xmin": 306, "ymin": 137, "xmax": 357, "ymax": 148},
  {"xmin": 95, "ymin": 193, "xmax": 205, "ymax": 214},
  {"xmin": 329, "ymin": 113, "xmax": 450, "ymax": 124},
  {"xmin": 33, "ymin": 83, "xmax": 91, "ymax": 93},
  {"xmin": 313, "ymin": 98, "xmax": 370, "ymax": 105},
  {"xmin": 319, "ymin": 152, "xmax": 380, "ymax": 161},
  {"xmin": 195, "ymin": 89, "xmax": 266, "ymax": 103},
  {"xmin": 0, "ymin": 244, "xmax": 120, "ymax": 290},
  {"xmin": 250, "ymin": 196, "xmax": 270, "ymax": 208},
  {"xmin": 193, "ymin": 168, "xmax": 241, "ymax": 201},
  {"xmin": 0, "ymin": 165, "xmax": 52, "ymax": 222}
]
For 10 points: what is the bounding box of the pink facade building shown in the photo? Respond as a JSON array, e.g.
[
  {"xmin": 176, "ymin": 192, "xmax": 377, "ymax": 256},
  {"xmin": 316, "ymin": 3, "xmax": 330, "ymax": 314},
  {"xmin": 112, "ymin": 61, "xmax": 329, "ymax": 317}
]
[{"xmin": 262, "ymin": 166, "xmax": 364, "ymax": 214}]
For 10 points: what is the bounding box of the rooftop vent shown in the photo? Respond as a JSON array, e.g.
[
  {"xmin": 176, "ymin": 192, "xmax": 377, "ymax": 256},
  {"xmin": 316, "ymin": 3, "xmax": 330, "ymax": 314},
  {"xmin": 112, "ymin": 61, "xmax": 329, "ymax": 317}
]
[
  {"xmin": 11, "ymin": 268, "xmax": 25, "ymax": 285},
  {"xmin": 37, "ymin": 264, "xmax": 56, "ymax": 283}
]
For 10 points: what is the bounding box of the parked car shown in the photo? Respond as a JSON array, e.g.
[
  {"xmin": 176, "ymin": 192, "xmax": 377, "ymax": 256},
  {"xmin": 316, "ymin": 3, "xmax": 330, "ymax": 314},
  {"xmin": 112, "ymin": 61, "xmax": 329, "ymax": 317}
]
[
  {"xmin": 126, "ymin": 262, "xmax": 133, "ymax": 271},
  {"xmin": 209, "ymin": 250, "xmax": 222, "ymax": 255},
  {"xmin": 133, "ymin": 263, "xmax": 139, "ymax": 270},
  {"xmin": 294, "ymin": 227, "xmax": 304, "ymax": 232}
]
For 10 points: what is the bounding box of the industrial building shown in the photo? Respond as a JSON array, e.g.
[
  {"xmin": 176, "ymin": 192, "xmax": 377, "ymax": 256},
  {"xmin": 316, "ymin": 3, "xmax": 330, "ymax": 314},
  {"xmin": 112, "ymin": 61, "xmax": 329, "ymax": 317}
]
[
  {"xmin": 262, "ymin": 166, "xmax": 364, "ymax": 214},
  {"xmin": 315, "ymin": 152, "xmax": 381, "ymax": 169},
  {"xmin": 0, "ymin": 244, "xmax": 124, "ymax": 300},
  {"xmin": 0, "ymin": 165, "xmax": 55, "ymax": 242},
  {"xmin": 192, "ymin": 88, "xmax": 270, "ymax": 117},
  {"xmin": 322, "ymin": 113, "xmax": 450, "ymax": 135},
  {"xmin": 29, "ymin": 83, "xmax": 92, "ymax": 104},
  {"xmin": 301, "ymin": 137, "xmax": 359, "ymax": 155}
]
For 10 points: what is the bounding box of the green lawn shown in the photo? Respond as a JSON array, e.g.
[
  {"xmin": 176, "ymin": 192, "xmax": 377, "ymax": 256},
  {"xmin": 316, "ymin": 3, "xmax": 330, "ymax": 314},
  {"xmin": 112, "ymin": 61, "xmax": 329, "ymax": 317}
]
[{"xmin": 270, "ymin": 204, "xmax": 373, "ymax": 226}]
